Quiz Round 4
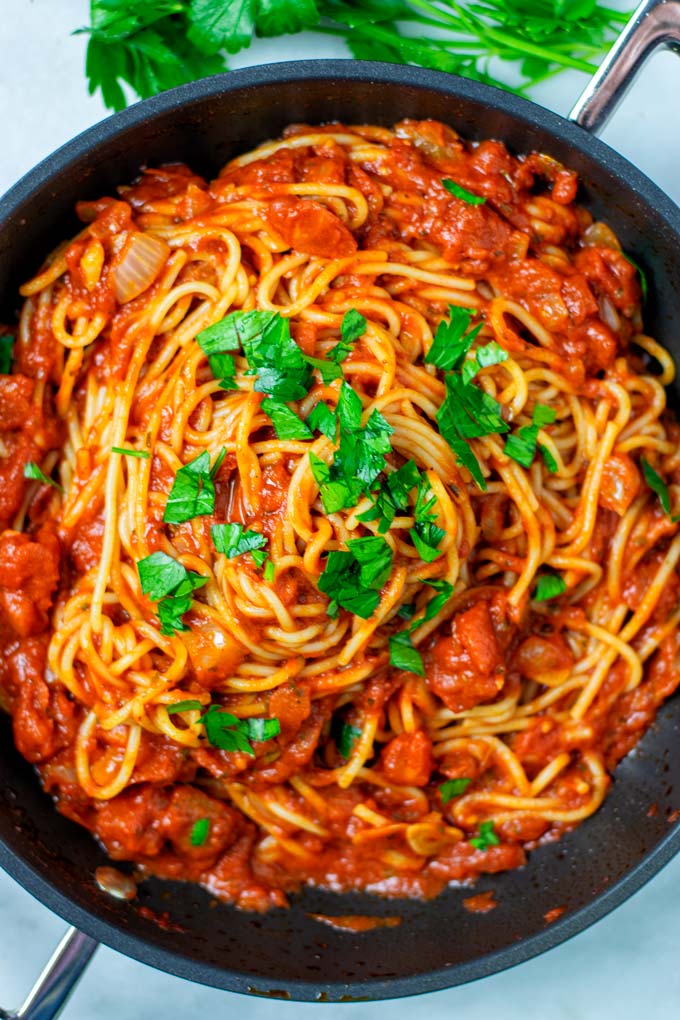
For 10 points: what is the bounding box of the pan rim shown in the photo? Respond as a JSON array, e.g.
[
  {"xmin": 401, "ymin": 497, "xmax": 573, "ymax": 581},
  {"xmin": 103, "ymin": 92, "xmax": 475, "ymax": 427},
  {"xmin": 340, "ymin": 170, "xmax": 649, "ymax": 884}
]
[{"xmin": 2, "ymin": 58, "xmax": 680, "ymax": 1000}]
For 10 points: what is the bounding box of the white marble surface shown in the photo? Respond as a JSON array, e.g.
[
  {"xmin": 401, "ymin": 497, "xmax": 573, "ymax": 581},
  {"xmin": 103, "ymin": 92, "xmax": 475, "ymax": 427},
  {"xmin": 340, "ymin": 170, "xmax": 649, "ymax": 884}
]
[{"xmin": 2, "ymin": 3, "xmax": 680, "ymax": 1017}]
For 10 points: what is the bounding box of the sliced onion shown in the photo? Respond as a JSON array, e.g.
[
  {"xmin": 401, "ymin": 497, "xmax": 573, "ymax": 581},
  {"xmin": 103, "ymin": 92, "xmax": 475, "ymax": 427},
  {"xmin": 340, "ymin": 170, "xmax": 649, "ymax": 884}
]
[{"xmin": 112, "ymin": 232, "xmax": 169, "ymax": 304}]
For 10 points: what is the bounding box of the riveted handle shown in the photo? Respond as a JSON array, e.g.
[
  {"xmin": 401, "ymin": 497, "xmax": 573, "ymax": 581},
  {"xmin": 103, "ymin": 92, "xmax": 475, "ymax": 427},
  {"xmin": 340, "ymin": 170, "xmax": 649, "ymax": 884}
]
[{"xmin": 570, "ymin": 0, "xmax": 680, "ymax": 133}]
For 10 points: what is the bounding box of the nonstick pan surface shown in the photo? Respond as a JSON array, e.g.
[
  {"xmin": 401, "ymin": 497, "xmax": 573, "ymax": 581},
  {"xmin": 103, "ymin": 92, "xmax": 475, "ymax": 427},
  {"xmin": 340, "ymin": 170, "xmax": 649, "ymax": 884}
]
[{"xmin": 2, "ymin": 60, "xmax": 680, "ymax": 1002}]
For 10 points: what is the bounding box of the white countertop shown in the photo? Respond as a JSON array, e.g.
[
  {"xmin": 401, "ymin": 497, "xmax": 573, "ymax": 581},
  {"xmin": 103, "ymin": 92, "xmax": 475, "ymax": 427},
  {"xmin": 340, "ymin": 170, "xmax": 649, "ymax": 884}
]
[{"xmin": 2, "ymin": 3, "xmax": 680, "ymax": 1018}]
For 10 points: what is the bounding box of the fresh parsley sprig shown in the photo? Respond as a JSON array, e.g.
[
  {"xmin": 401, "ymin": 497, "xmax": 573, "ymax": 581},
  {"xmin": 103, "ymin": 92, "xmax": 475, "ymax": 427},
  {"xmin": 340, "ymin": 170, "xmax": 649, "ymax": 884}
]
[
  {"xmin": 318, "ymin": 535, "xmax": 393, "ymax": 618},
  {"xmin": 137, "ymin": 550, "xmax": 208, "ymax": 634},
  {"xmin": 167, "ymin": 698, "xmax": 280, "ymax": 755},
  {"xmin": 78, "ymin": 2, "xmax": 632, "ymax": 113}
]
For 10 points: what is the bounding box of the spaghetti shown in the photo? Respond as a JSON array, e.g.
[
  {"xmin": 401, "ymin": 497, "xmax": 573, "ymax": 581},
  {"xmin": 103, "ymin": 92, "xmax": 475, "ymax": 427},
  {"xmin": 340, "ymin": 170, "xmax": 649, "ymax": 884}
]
[{"xmin": 1, "ymin": 119, "xmax": 679, "ymax": 910}]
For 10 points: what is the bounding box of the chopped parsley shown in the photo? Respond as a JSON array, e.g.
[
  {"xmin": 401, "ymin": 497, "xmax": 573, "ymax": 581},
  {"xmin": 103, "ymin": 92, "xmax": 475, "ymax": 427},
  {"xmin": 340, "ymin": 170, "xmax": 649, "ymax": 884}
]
[
  {"xmin": 461, "ymin": 340, "xmax": 508, "ymax": 384},
  {"xmin": 206, "ymin": 350, "xmax": 237, "ymax": 390},
  {"xmin": 440, "ymin": 778, "xmax": 472, "ymax": 803},
  {"xmin": 309, "ymin": 383, "xmax": 393, "ymax": 514},
  {"xmin": 469, "ymin": 820, "xmax": 500, "ymax": 850},
  {"xmin": 167, "ymin": 699, "xmax": 280, "ymax": 755},
  {"xmin": 504, "ymin": 403, "xmax": 556, "ymax": 470},
  {"xmin": 304, "ymin": 355, "xmax": 343, "ymax": 384},
  {"xmin": 137, "ymin": 551, "xmax": 208, "ymax": 635},
  {"xmin": 167, "ymin": 699, "xmax": 203, "ymax": 714},
  {"xmin": 437, "ymin": 372, "xmax": 508, "ymax": 491},
  {"xmin": 334, "ymin": 720, "xmax": 362, "ymax": 759},
  {"xmin": 641, "ymin": 457, "xmax": 680, "ymax": 521},
  {"xmin": 199, "ymin": 705, "xmax": 280, "ymax": 756},
  {"xmin": 263, "ymin": 559, "xmax": 275, "ymax": 583},
  {"xmin": 23, "ymin": 461, "xmax": 63, "ymax": 492},
  {"xmin": 197, "ymin": 309, "xmax": 312, "ymax": 400},
  {"xmin": 163, "ymin": 449, "xmax": 225, "ymax": 524},
  {"xmin": 538, "ymin": 443, "xmax": 559, "ymax": 474},
  {"xmin": 190, "ymin": 818, "xmax": 210, "ymax": 847},
  {"xmin": 533, "ymin": 573, "xmax": 567, "ymax": 602},
  {"xmin": 388, "ymin": 630, "xmax": 425, "ymax": 676},
  {"xmin": 318, "ymin": 535, "xmax": 393, "ymax": 619},
  {"xmin": 306, "ymin": 401, "xmax": 337, "ymax": 440},
  {"xmin": 442, "ymin": 178, "xmax": 486, "ymax": 205},
  {"xmin": 388, "ymin": 578, "xmax": 454, "ymax": 674},
  {"xmin": 357, "ymin": 459, "xmax": 421, "ymax": 534},
  {"xmin": 410, "ymin": 475, "xmax": 446, "ymax": 562},
  {"xmin": 0, "ymin": 335, "xmax": 14, "ymax": 374},
  {"xmin": 211, "ymin": 522, "xmax": 267, "ymax": 559},
  {"xmin": 425, "ymin": 306, "xmax": 482, "ymax": 372},
  {"xmin": 111, "ymin": 446, "xmax": 151, "ymax": 459},
  {"xmin": 261, "ymin": 397, "xmax": 312, "ymax": 441}
]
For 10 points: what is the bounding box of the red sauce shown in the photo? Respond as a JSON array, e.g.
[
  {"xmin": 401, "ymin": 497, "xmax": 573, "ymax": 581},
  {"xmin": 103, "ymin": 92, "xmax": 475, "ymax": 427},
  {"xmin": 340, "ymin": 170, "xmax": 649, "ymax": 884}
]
[
  {"xmin": 0, "ymin": 119, "xmax": 674, "ymax": 915},
  {"xmin": 463, "ymin": 890, "xmax": 498, "ymax": 914}
]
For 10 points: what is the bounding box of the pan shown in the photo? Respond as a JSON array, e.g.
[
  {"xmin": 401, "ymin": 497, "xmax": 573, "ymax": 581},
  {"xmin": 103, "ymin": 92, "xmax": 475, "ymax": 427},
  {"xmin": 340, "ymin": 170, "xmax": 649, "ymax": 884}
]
[{"xmin": 1, "ymin": 0, "xmax": 680, "ymax": 1013}]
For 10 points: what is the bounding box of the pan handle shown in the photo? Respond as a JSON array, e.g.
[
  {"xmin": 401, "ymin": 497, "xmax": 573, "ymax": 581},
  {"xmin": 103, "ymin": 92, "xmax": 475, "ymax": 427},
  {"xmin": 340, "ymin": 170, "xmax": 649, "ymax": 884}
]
[
  {"xmin": 0, "ymin": 927, "xmax": 98, "ymax": 1020},
  {"xmin": 570, "ymin": 0, "xmax": 680, "ymax": 133}
]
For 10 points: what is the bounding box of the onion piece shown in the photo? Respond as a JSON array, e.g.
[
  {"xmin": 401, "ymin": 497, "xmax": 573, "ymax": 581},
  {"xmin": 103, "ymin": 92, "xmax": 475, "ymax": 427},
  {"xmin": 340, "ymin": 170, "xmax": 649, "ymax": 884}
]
[{"xmin": 112, "ymin": 232, "xmax": 169, "ymax": 304}]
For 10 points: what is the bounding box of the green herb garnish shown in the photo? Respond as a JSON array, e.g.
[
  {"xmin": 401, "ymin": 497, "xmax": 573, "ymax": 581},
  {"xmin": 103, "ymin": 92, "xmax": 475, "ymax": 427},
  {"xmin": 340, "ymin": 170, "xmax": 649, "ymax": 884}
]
[
  {"xmin": 199, "ymin": 704, "xmax": 280, "ymax": 756},
  {"xmin": 167, "ymin": 699, "xmax": 203, "ymax": 714},
  {"xmin": 23, "ymin": 461, "xmax": 63, "ymax": 492},
  {"xmin": 190, "ymin": 818, "xmax": 210, "ymax": 846},
  {"xmin": 335, "ymin": 720, "xmax": 362, "ymax": 759},
  {"xmin": 163, "ymin": 450, "xmax": 224, "ymax": 524},
  {"xmin": 533, "ymin": 573, "xmax": 567, "ymax": 602},
  {"xmin": 440, "ymin": 778, "xmax": 472, "ymax": 803},
  {"xmin": 261, "ymin": 397, "xmax": 313, "ymax": 440},
  {"xmin": 306, "ymin": 401, "xmax": 337, "ymax": 440},
  {"xmin": 442, "ymin": 179, "xmax": 486, "ymax": 205},
  {"xmin": 469, "ymin": 820, "xmax": 500, "ymax": 850},
  {"xmin": 0, "ymin": 335, "xmax": 14, "ymax": 374},
  {"xmin": 211, "ymin": 522, "xmax": 267, "ymax": 558},
  {"xmin": 425, "ymin": 306, "xmax": 481, "ymax": 372},
  {"xmin": 388, "ymin": 630, "xmax": 425, "ymax": 676},
  {"xmin": 641, "ymin": 458, "xmax": 680, "ymax": 521},
  {"xmin": 112, "ymin": 446, "xmax": 151, "ymax": 459},
  {"xmin": 137, "ymin": 551, "xmax": 208, "ymax": 635},
  {"xmin": 80, "ymin": 2, "xmax": 631, "ymax": 115},
  {"xmin": 623, "ymin": 253, "xmax": 648, "ymax": 303},
  {"xmin": 318, "ymin": 535, "xmax": 393, "ymax": 619},
  {"xmin": 504, "ymin": 403, "xmax": 556, "ymax": 470}
]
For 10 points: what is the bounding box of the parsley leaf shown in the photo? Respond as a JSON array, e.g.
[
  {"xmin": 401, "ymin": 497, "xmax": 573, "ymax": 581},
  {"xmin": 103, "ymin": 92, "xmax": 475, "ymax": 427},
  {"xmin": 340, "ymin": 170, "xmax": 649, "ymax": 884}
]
[
  {"xmin": 254, "ymin": 0, "xmax": 320, "ymax": 36},
  {"xmin": 198, "ymin": 310, "xmax": 312, "ymax": 401},
  {"xmin": 318, "ymin": 536, "xmax": 393, "ymax": 619},
  {"xmin": 419, "ymin": 577, "xmax": 454, "ymax": 623},
  {"xmin": 263, "ymin": 559, "xmax": 275, "ymax": 583},
  {"xmin": 190, "ymin": 817, "xmax": 210, "ymax": 847},
  {"xmin": 469, "ymin": 820, "xmax": 500, "ymax": 850},
  {"xmin": 460, "ymin": 340, "xmax": 508, "ymax": 384},
  {"xmin": 339, "ymin": 308, "xmax": 366, "ymax": 349},
  {"xmin": 334, "ymin": 720, "xmax": 362, "ymax": 759},
  {"xmin": 304, "ymin": 355, "xmax": 343, "ymax": 384},
  {"xmin": 23, "ymin": 461, "xmax": 63, "ymax": 492},
  {"xmin": 207, "ymin": 351, "xmax": 237, "ymax": 390},
  {"xmin": 163, "ymin": 450, "xmax": 221, "ymax": 524},
  {"xmin": 137, "ymin": 551, "xmax": 208, "ymax": 635},
  {"xmin": 199, "ymin": 705, "xmax": 280, "ymax": 756},
  {"xmin": 444, "ymin": 179, "xmax": 487, "ymax": 205},
  {"xmin": 0, "ymin": 334, "xmax": 13, "ymax": 374},
  {"xmin": 307, "ymin": 401, "xmax": 337, "ymax": 440},
  {"xmin": 505, "ymin": 403, "xmax": 556, "ymax": 470},
  {"xmin": 211, "ymin": 523, "xmax": 267, "ymax": 558},
  {"xmin": 409, "ymin": 474, "xmax": 445, "ymax": 562},
  {"xmin": 310, "ymin": 384, "xmax": 393, "ymax": 514},
  {"xmin": 538, "ymin": 443, "xmax": 559, "ymax": 473},
  {"xmin": 167, "ymin": 699, "xmax": 203, "ymax": 714},
  {"xmin": 440, "ymin": 778, "xmax": 472, "ymax": 803},
  {"xmin": 188, "ymin": 0, "xmax": 253, "ymax": 55},
  {"xmin": 425, "ymin": 306, "xmax": 481, "ymax": 371},
  {"xmin": 261, "ymin": 397, "xmax": 313, "ymax": 440},
  {"xmin": 442, "ymin": 178, "xmax": 486, "ymax": 205},
  {"xmin": 389, "ymin": 630, "xmax": 425, "ymax": 675},
  {"xmin": 533, "ymin": 573, "xmax": 567, "ymax": 602},
  {"xmin": 112, "ymin": 446, "xmax": 151, "ymax": 459},
  {"xmin": 641, "ymin": 458, "xmax": 680, "ymax": 521}
]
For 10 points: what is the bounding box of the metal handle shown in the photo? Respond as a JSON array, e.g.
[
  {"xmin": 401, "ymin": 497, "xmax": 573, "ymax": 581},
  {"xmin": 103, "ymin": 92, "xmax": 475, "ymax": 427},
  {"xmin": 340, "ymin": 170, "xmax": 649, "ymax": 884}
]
[
  {"xmin": 0, "ymin": 927, "xmax": 98, "ymax": 1020},
  {"xmin": 570, "ymin": 0, "xmax": 680, "ymax": 133}
]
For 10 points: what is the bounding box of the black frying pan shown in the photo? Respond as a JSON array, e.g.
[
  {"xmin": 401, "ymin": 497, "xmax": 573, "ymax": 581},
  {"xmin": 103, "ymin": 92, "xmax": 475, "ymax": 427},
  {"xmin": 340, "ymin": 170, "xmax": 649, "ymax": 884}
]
[{"xmin": 2, "ymin": 1, "xmax": 680, "ymax": 1010}]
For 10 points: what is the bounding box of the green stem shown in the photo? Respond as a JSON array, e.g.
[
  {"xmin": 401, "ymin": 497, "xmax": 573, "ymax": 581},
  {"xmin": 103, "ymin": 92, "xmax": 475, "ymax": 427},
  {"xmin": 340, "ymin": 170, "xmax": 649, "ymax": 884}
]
[{"xmin": 481, "ymin": 25, "xmax": 599, "ymax": 72}]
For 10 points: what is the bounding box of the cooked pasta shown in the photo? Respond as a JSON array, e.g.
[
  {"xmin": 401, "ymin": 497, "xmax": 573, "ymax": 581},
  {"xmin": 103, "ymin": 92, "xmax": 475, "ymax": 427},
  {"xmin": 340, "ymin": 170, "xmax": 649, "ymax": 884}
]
[{"xmin": 0, "ymin": 119, "xmax": 677, "ymax": 910}]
